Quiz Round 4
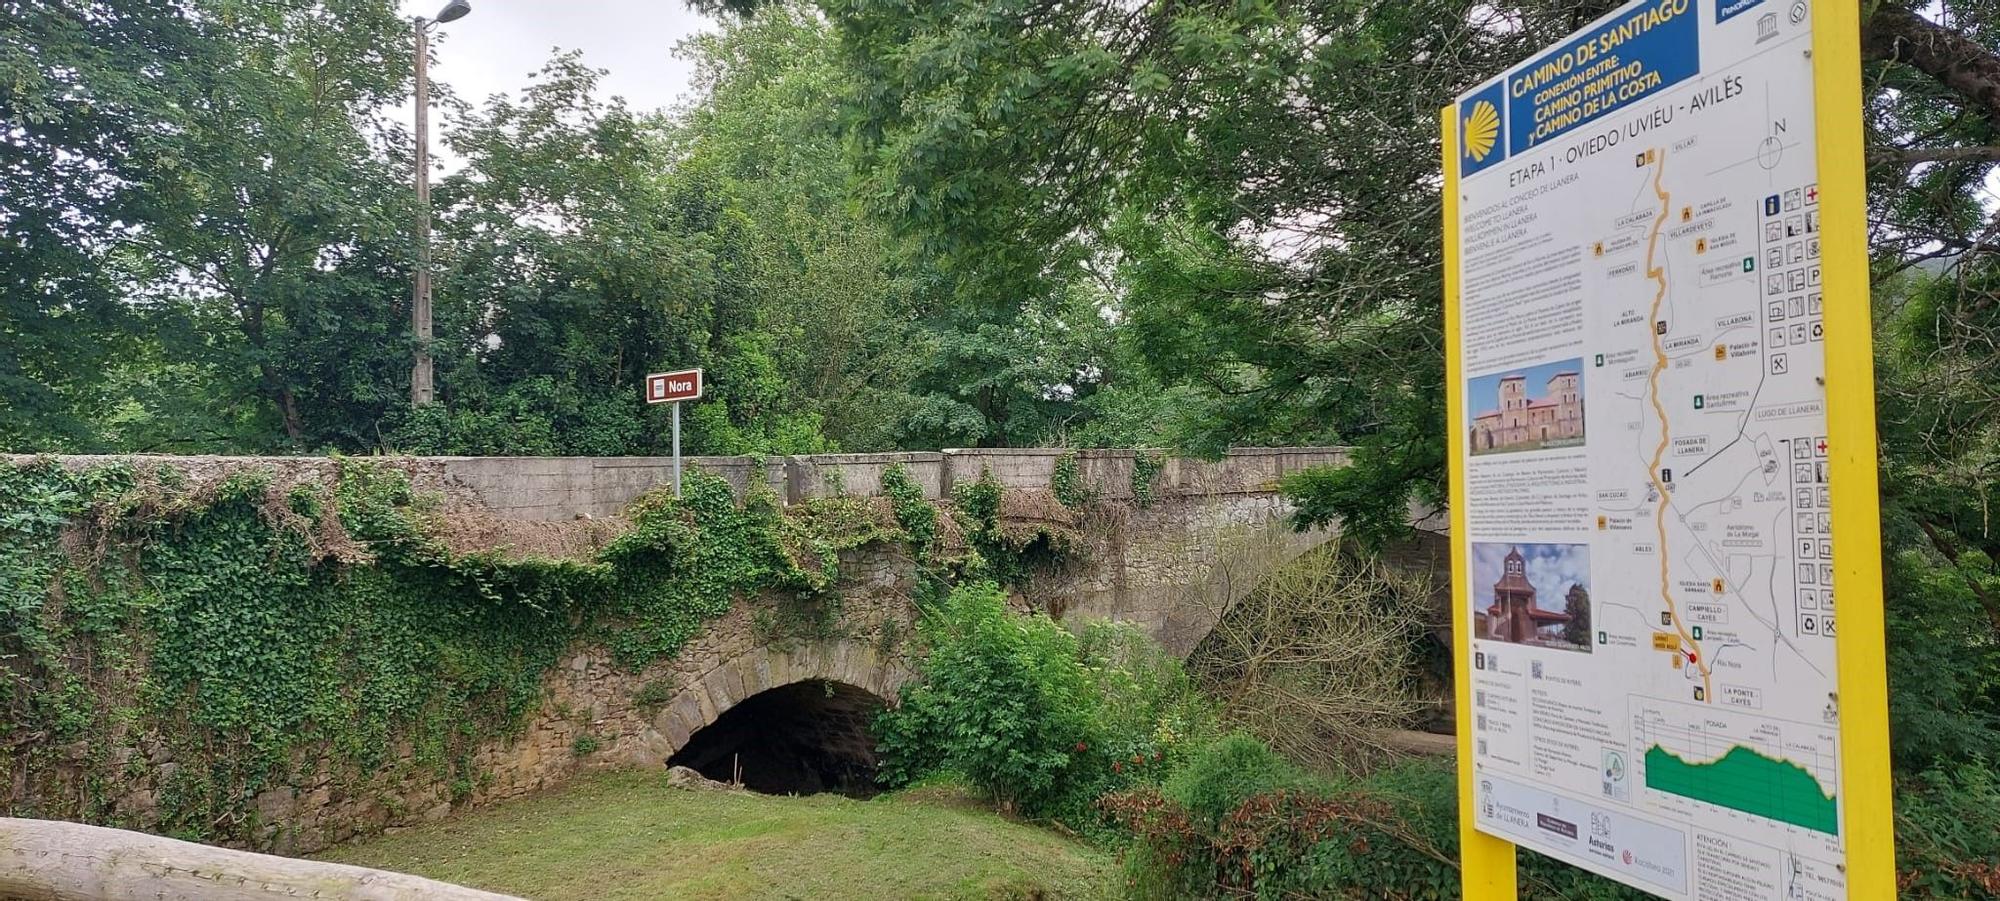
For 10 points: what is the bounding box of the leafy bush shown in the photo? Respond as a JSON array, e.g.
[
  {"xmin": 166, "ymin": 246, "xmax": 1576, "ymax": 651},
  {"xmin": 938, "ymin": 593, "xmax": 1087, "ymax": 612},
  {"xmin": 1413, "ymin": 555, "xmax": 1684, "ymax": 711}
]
[
  {"xmin": 598, "ymin": 472, "xmax": 827, "ymax": 667},
  {"xmin": 1162, "ymin": 733, "xmax": 1316, "ymax": 829},
  {"xmin": 633, "ymin": 679, "xmax": 675, "ymax": 715},
  {"xmin": 384, "ymin": 376, "xmax": 641, "ymax": 457},
  {"xmin": 874, "ymin": 582, "xmax": 1100, "ymax": 816},
  {"xmin": 881, "ymin": 464, "xmax": 938, "ymax": 553},
  {"xmin": 1897, "ymin": 764, "xmax": 2000, "ymax": 899},
  {"xmin": 1077, "ymin": 621, "xmax": 1219, "ymax": 773},
  {"xmin": 1872, "ymin": 269, "xmax": 2000, "ymax": 769},
  {"xmin": 1049, "ymin": 621, "xmax": 1221, "ymax": 831},
  {"xmin": 1881, "ymin": 544, "xmax": 2000, "ymax": 766},
  {"xmin": 1130, "ymin": 450, "xmax": 1165, "ymax": 508},
  {"xmin": 875, "ymin": 582, "xmax": 1214, "ymax": 828}
]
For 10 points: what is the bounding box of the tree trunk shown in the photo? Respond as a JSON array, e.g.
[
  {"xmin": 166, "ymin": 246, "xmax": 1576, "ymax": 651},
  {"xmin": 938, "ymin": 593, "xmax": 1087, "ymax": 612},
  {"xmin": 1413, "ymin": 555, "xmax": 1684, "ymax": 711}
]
[
  {"xmin": 277, "ymin": 383, "xmax": 306, "ymax": 445},
  {"xmin": 0, "ymin": 818, "xmax": 522, "ymax": 901},
  {"xmin": 233, "ymin": 292, "xmax": 307, "ymax": 446}
]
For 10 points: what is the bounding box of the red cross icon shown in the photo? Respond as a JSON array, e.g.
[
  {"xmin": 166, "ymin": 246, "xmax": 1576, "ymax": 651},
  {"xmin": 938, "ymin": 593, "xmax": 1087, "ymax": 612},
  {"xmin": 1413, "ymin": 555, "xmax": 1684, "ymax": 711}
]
[
  {"xmin": 1805, "ymin": 185, "xmax": 1818, "ymax": 204},
  {"xmin": 1816, "ymin": 438, "xmax": 1829, "ymax": 454}
]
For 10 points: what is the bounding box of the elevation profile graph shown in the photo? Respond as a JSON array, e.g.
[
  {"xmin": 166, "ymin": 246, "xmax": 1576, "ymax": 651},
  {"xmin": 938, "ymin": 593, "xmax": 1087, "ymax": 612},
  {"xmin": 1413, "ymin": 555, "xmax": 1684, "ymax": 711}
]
[{"xmin": 1632, "ymin": 700, "xmax": 1841, "ymax": 837}]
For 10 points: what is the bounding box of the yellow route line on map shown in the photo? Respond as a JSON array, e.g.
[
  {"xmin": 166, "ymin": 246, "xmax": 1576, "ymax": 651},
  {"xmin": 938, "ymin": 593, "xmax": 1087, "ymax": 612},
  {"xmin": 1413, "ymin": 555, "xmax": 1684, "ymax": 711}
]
[{"xmin": 1640, "ymin": 148, "xmax": 1713, "ymax": 700}]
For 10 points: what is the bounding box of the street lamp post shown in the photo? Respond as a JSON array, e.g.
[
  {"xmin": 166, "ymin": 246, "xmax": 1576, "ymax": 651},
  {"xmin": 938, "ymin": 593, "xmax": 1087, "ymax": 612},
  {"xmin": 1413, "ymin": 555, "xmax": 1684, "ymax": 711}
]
[{"xmin": 411, "ymin": 0, "xmax": 471, "ymax": 407}]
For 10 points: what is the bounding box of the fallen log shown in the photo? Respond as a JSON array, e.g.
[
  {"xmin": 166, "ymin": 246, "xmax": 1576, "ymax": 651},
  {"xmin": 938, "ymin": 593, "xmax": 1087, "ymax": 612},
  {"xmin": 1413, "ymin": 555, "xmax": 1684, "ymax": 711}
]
[
  {"xmin": 0, "ymin": 818, "xmax": 522, "ymax": 901},
  {"xmin": 1380, "ymin": 729, "xmax": 1456, "ymax": 757}
]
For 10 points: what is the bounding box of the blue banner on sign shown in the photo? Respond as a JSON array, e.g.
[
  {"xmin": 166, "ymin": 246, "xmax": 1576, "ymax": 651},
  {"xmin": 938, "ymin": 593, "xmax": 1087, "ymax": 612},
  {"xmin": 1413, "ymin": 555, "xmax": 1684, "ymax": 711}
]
[
  {"xmin": 1460, "ymin": 80, "xmax": 1509, "ymax": 178},
  {"xmin": 1505, "ymin": 0, "xmax": 1700, "ymax": 155},
  {"xmin": 1715, "ymin": 0, "xmax": 1764, "ymax": 23}
]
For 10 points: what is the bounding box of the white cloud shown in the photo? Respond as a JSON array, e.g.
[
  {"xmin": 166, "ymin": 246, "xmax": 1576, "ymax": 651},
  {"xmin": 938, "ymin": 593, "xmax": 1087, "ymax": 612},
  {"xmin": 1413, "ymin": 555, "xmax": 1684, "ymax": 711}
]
[{"xmin": 397, "ymin": 0, "xmax": 718, "ymax": 166}]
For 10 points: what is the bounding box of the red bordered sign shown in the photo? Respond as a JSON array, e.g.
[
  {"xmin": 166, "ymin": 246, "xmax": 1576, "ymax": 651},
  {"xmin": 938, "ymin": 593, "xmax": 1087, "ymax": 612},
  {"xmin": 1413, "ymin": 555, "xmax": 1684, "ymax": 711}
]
[{"xmin": 644, "ymin": 369, "xmax": 703, "ymax": 404}]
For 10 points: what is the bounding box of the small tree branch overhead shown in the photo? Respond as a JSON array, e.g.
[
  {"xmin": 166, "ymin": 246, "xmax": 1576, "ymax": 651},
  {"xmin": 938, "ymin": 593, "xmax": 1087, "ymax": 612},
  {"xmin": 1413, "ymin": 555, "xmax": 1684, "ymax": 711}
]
[
  {"xmin": 1870, "ymin": 145, "xmax": 2000, "ymax": 165},
  {"xmin": 1863, "ymin": 4, "xmax": 2000, "ymax": 123}
]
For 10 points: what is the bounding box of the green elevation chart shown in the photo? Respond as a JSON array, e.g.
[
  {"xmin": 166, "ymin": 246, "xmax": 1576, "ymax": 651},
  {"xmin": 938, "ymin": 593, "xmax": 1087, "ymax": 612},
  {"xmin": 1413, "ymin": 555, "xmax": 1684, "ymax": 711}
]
[{"xmin": 1632, "ymin": 700, "xmax": 1839, "ymax": 837}]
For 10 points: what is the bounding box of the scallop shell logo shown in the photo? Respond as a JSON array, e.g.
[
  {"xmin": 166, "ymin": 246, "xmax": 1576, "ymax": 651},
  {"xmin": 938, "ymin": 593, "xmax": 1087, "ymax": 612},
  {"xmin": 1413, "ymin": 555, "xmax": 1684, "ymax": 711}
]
[{"xmin": 1464, "ymin": 100, "xmax": 1500, "ymax": 162}]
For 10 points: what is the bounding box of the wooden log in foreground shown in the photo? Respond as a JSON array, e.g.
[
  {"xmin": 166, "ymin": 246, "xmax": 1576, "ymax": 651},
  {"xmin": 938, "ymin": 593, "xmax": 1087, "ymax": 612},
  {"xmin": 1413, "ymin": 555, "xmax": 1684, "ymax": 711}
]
[
  {"xmin": 1380, "ymin": 729, "xmax": 1456, "ymax": 757},
  {"xmin": 0, "ymin": 818, "xmax": 522, "ymax": 901}
]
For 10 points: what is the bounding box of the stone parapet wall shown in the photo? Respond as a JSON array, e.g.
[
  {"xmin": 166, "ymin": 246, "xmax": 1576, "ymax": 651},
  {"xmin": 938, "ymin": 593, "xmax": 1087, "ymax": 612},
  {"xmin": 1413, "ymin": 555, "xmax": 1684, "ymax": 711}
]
[
  {"xmin": 8, "ymin": 447, "xmax": 1351, "ymax": 523},
  {"xmin": 787, "ymin": 451, "xmax": 948, "ymax": 502},
  {"xmin": 442, "ymin": 446, "xmax": 1351, "ymax": 520}
]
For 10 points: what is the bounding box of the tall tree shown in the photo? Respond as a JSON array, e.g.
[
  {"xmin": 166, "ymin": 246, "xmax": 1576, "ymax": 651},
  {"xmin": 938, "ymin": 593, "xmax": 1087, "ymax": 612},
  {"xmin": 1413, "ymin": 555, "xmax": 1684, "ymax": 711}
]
[
  {"xmin": 125, "ymin": 0, "xmax": 413, "ymax": 449},
  {"xmin": 813, "ymin": 0, "xmax": 1594, "ymax": 512},
  {"xmin": 5, "ymin": 0, "xmax": 419, "ymax": 453},
  {"xmin": 0, "ymin": 1, "xmax": 209, "ymax": 449},
  {"xmin": 673, "ymin": 8, "xmax": 923, "ymax": 451}
]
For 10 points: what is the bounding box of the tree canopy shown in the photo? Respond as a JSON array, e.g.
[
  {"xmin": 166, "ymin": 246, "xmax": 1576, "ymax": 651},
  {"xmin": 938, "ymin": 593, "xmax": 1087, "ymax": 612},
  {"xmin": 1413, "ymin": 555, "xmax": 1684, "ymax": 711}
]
[{"xmin": 5, "ymin": 0, "xmax": 2000, "ymax": 769}]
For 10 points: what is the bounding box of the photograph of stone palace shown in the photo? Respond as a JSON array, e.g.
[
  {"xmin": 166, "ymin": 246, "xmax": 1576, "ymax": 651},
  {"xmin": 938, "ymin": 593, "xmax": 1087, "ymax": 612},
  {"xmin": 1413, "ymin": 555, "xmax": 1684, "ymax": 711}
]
[
  {"xmin": 1470, "ymin": 542, "xmax": 1593, "ymax": 654},
  {"xmin": 1467, "ymin": 356, "xmax": 1587, "ymax": 456}
]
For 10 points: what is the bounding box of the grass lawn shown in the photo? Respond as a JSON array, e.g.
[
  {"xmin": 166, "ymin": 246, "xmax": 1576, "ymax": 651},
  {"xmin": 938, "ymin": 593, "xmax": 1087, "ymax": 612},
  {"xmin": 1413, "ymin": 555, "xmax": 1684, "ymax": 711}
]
[{"xmin": 313, "ymin": 770, "xmax": 1118, "ymax": 900}]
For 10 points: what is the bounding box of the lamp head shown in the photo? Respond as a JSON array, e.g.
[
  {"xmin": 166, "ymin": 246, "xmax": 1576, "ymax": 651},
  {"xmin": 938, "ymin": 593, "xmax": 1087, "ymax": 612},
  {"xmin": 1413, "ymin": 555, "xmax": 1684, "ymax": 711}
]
[{"xmin": 433, "ymin": 0, "xmax": 471, "ymax": 24}]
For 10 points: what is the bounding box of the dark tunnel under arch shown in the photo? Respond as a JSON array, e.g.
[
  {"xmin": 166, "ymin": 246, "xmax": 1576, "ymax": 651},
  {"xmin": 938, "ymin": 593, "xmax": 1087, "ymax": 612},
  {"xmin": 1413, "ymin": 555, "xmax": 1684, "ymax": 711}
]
[{"xmin": 666, "ymin": 678, "xmax": 887, "ymax": 796}]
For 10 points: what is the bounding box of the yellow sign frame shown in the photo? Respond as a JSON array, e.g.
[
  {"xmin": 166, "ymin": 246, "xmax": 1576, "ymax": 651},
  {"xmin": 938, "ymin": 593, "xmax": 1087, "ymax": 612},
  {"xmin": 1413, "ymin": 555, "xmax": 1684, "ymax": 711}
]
[{"xmin": 1439, "ymin": 2, "xmax": 1896, "ymax": 896}]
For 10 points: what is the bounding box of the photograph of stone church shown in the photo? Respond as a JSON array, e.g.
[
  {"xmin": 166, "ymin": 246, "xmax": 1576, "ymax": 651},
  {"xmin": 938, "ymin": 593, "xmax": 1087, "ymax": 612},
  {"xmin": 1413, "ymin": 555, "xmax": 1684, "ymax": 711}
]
[
  {"xmin": 1468, "ymin": 357, "xmax": 1586, "ymax": 456},
  {"xmin": 1470, "ymin": 542, "xmax": 1592, "ymax": 653}
]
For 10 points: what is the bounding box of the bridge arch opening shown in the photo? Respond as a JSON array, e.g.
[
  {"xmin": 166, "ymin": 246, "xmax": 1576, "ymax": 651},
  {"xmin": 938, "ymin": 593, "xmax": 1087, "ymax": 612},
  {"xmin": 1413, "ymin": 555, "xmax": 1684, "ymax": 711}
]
[{"xmin": 666, "ymin": 679, "xmax": 887, "ymax": 797}]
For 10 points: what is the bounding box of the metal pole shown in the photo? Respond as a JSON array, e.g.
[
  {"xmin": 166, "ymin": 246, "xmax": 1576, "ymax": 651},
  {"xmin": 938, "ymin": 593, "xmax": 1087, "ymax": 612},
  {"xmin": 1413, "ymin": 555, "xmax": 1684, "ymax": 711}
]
[
  {"xmin": 410, "ymin": 19, "xmax": 435, "ymax": 406},
  {"xmin": 672, "ymin": 401, "xmax": 682, "ymax": 497}
]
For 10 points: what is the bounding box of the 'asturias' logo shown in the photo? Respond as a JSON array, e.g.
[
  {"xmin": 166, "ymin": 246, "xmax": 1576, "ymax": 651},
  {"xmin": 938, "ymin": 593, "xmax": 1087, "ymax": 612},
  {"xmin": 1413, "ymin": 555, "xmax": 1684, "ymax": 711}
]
[{"xmin": 1459, "ymin": 80, "xmax": 1508, "ymax": 177}]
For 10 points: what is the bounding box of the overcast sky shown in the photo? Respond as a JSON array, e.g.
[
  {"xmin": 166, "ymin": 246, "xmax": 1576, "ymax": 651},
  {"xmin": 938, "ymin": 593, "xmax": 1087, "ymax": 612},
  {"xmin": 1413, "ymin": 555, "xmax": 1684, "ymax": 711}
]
[{"xmin": 397, "ymin": 0, "xmax": 718, "ymax": 162}]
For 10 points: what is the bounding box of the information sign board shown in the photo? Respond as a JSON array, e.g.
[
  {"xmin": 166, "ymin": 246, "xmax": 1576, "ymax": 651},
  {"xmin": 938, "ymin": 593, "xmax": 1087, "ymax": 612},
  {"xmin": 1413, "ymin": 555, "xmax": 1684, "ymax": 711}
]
[
  {"xmin": 1441, "ymin": 1, "xmax": 1893, "ymax": 898},
  {"xmin": 645, "ymin": 369, "xmax": 704, "ymax": 404}
]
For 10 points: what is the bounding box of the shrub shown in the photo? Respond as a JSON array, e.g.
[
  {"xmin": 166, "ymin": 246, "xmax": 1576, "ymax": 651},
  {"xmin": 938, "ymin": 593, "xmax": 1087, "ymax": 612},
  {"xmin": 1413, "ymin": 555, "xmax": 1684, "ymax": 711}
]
[
  {"xmin": 949, "ymin": 469, "xmax": 1078, "ymax": 588},
  {"xmin": 881, "ymin": 463, "xmax": 938, "ymax": 552},
  {"xmin": 1054, "ymin": 621, "xmax": 1221, "ymax": 830},
  {"xmin": 1162, "ymin": 733, "xmax": 1315, "ymax": 829},
  {"xmin": 632, "ymin": 679, "xmax": 675, "ymax": 715},
  {"xmin": 874, "ymin": 583, "xmax": 1215, "ymax": 829},
  {"xmin": 1897, "ymin": 763, "xmax": 2000, "ymax": 899},
  {"xmin": 874, "ymin": 582, "xmax": 1099, "ymax": 816}
]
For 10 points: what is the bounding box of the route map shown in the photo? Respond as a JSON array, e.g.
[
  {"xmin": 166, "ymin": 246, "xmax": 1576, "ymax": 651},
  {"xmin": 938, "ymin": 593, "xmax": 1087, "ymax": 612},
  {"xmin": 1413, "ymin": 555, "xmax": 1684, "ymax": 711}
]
[{"xmin": 1449, "ymin": 1, "xmax": 1852, "ymax": 899}]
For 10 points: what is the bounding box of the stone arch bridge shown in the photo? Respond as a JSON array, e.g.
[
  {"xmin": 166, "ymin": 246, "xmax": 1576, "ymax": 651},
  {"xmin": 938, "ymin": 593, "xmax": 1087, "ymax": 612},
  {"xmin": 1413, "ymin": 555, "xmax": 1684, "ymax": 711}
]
[
  {"xmin": 419, "ymin": 447, "xmax": 1447, "ymax": 795},
  {"xmin": 14, "ymin": 447, "xmax": 1446, "ymax": 851}
]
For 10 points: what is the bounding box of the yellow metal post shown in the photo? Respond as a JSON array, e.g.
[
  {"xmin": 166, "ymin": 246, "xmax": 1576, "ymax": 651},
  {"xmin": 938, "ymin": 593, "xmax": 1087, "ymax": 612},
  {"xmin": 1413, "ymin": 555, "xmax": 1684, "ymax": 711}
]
[
  {"xmin": 1442, "ymin": 106, "xmax": 1520, "ymax": 901},
  {"xmin": 1812, "ymin": 1, "xmax": 1898, "ymax": 895}
]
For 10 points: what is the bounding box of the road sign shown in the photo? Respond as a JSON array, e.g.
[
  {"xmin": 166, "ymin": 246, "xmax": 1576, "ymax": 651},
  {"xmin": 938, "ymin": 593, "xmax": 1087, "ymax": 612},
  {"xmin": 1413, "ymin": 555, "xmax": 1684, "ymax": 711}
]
[
  {"xmin": 645, "ymin": 369, "xmax": 703, "ymax": 404},
  {"xmin": 643, "ymin": 368, "xmax": 703, "ymax": 496},
  {"xmin": 1441, "ymin": 0, "xmax": 1890, "ymax": 898}
]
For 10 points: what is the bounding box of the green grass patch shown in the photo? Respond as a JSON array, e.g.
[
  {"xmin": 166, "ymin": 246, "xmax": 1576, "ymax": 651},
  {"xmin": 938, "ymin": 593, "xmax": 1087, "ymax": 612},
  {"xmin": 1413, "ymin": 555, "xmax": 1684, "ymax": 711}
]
[{"xmin": 313, "ymin": 769, "xmax": 1116, "ymax": 900}]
